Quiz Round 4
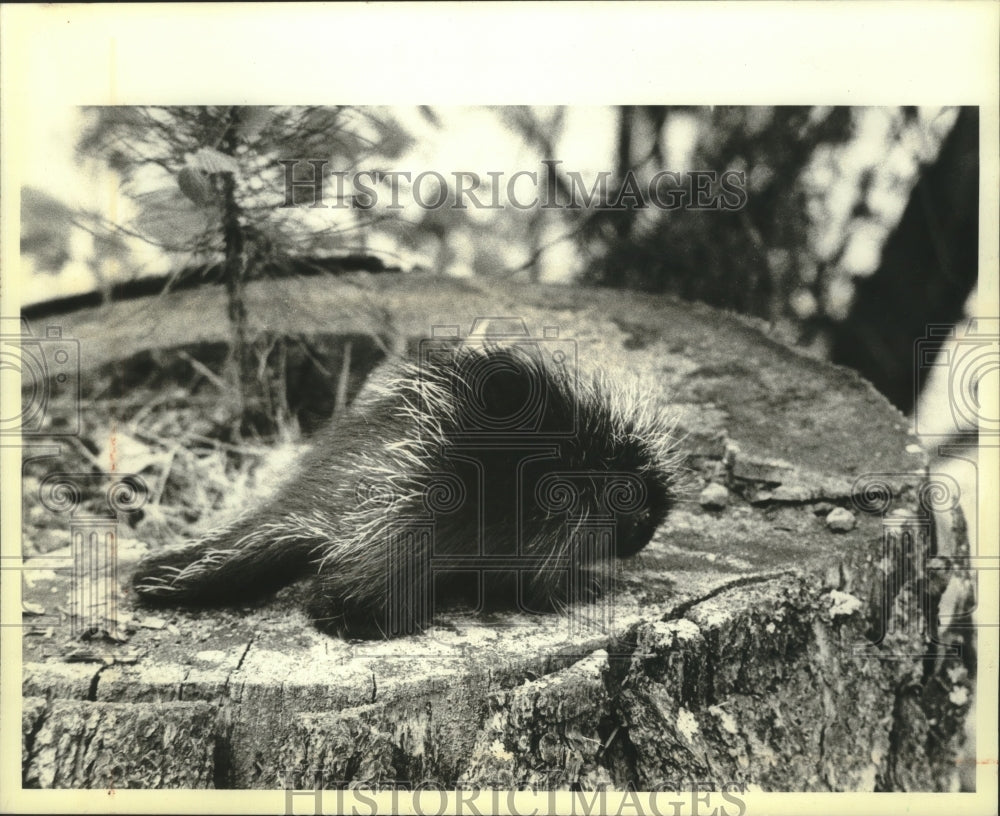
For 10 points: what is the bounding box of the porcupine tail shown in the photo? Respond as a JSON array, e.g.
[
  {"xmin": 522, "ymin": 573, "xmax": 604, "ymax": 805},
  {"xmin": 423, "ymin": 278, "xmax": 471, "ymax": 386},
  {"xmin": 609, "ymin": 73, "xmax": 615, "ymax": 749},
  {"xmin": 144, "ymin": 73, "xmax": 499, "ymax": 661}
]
[{"xmin": 131, "ymin": 508, "xmax": 331, "ymax": 606}]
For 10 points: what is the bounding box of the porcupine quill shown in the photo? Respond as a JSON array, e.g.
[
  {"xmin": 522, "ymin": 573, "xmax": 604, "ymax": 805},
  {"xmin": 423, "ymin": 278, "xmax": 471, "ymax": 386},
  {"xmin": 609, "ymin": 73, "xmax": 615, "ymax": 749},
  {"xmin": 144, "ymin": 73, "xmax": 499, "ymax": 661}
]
[{"xmin": 132, "ymin": 343, "xmax": 685, "ymax": 639}]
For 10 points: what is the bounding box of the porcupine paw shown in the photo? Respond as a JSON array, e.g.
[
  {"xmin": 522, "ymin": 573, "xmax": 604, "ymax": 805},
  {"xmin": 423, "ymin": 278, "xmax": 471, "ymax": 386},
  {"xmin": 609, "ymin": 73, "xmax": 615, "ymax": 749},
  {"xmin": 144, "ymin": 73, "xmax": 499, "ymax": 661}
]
[
  {"xmin": 303, "ymin": 588, "xmax": 401, "ymax": 641},
  {"xmin": 572, "ymin": 571, "xmax": 609, "ymax": 605},
  {"xmin": 517, "ymin": 567, "xmax": 608, "ymax": 616},
  {"xmin": 574, "ymin": 570, "xmax": 611, "ymax": 606}
]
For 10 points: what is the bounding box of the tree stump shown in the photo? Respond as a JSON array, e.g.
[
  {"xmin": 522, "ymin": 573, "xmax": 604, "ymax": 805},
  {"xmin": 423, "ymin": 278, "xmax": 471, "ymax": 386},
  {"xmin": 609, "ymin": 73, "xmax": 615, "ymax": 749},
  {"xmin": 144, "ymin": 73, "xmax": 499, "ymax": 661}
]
[{"xmin": 20, "ymin": 273, "xmax": 975, "ymax": 790}]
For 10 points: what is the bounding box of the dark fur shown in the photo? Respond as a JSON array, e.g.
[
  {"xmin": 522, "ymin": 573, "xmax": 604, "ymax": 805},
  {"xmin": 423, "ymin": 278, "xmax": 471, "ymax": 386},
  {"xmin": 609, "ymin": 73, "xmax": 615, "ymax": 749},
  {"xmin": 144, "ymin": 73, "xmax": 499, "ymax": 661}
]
[{"xmin": 133, "ymin": 345, "xmax": 683, "ymax": 639}]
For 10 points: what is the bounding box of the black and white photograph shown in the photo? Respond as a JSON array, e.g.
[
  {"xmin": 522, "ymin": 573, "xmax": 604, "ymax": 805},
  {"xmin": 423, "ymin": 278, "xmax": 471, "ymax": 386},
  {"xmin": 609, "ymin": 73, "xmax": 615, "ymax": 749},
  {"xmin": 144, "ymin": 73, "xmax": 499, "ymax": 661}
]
[{"xmin": 1, "ymin": 4, "xmax": 997, "ymax": 814}]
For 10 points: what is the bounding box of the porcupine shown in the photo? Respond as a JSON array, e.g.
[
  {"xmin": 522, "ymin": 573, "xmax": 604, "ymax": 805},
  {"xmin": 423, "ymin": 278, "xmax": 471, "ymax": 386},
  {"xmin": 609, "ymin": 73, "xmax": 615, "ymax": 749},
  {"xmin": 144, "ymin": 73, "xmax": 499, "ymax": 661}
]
[{"xmin": 132, "ymin": 342, "xmax": 685, "ymax": 639}]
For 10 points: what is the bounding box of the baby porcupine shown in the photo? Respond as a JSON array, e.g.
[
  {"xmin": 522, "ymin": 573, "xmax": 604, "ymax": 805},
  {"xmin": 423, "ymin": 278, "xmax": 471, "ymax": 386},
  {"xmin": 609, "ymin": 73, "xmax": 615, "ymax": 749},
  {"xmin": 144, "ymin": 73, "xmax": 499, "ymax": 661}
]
[{"xmin": 132, "ymin": 343, "xmax": 684, "ymax": 639}]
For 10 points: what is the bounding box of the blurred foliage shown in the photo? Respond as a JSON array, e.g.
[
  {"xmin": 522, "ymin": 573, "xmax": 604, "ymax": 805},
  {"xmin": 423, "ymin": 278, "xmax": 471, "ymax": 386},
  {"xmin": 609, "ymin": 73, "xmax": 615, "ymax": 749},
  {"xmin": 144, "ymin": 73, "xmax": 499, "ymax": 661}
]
[
  {"xmin": 21, "ymin": 187, "xmax": 77, "ymax": 273},
  {"xmin": 567, "ymin": 106, "xmax": 975, "ymax": 411},
  {"xmin": 76, "ymin": 105, "xmax": 414, "ymax": 269},
  {"xmin": 578, "ymin": 107, "xmax": 855, "ymax": 321}
]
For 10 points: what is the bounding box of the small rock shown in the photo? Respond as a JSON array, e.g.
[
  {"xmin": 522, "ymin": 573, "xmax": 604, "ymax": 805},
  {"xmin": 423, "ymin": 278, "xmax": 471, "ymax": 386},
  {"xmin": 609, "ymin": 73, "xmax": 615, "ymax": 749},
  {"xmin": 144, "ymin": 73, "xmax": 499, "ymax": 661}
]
[
  {"xmin": 826, "ymin": 507, "xmax": 856, "ymax": 532},
  {"xmin": 138, "ymin": 616, "xmax": 166, "ymax": 630},
  {"xmin": 676, "ymin": 707, "xmax": 700, "ymax": 742},
  {"xmin": 699, "ymin": 483, "xmax": 729, "ymax": 509},
  {"xmin": 949, "ymin": 686, "xmax": 969, "ymax": 706},
  {"xmin": 826, "ymin": 590, "xmax": 863, "ymax": 619},
  {"xmin": 771, "ymin": 483, "xmax": 814, "ymax": 502},
  {"xmin": 106, "ymin": 626, "xmax": 131, "ymax": 644},
  {"xmin": 708, "ymin": 704, "xmax": 739, "ymax": 735}
]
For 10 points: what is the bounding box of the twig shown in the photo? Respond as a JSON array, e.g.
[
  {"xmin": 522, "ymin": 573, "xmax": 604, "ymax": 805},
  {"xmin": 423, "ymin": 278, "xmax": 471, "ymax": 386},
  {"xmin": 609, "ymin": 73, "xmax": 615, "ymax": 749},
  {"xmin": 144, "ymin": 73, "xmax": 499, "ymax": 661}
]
[
  {"xmin": 176, "ymin": 349, "xmax": 229, "ymax": 392},
  {"xmin": 334, "ymin": 340, "xmax": 353, "ymax": 415}
]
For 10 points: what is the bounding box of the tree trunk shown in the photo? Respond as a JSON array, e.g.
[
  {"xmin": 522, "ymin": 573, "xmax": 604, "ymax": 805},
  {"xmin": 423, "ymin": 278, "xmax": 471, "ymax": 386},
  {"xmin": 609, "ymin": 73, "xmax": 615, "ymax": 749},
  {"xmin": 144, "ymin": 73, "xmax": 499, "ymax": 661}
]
[
  {"xmin": 830, "ymin": 107, "xmax": 979, "ymax": 413},
  {"xmin": 219, "ymin": 108, "xmax": 282, "ymax": 439}
]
